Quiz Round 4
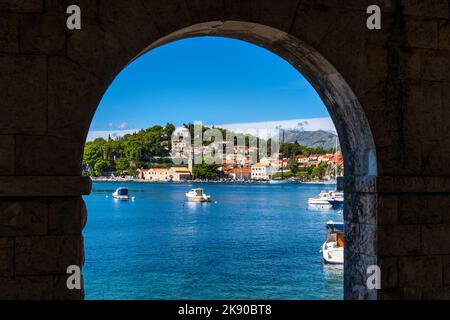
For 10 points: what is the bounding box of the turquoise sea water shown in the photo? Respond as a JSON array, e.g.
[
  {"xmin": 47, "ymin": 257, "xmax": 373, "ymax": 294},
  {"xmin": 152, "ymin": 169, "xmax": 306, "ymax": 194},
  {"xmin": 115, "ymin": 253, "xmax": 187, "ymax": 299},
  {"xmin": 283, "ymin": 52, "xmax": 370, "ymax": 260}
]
[{"xmin": 83, "ymin": 182, "xmax": 343, "ymax": 300}]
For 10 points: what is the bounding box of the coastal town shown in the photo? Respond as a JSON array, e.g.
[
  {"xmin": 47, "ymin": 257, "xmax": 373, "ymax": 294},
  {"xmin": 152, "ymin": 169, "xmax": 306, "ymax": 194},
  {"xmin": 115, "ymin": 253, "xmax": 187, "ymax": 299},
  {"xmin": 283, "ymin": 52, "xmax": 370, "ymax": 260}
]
[
  {"xmin": 134, "ymin": 152, "xmax": 343, "ymax": 182},
  {"xmin": 84, "ymin": 124, "xmax": 343, "ymax": 183}
]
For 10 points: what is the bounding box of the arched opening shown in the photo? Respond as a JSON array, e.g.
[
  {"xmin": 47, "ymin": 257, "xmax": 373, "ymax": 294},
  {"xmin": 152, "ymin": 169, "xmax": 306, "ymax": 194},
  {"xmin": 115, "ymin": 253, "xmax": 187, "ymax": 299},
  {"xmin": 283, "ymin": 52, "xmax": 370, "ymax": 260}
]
[{"xmin": 82, "ymin": 21, "xmax": 378, "ymax": 300}]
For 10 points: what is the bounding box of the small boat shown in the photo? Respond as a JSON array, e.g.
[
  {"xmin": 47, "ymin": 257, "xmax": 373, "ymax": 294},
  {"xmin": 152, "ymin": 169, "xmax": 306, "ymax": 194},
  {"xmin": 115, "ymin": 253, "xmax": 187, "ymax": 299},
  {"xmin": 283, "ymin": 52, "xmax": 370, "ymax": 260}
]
[
  {"xmin": 112, "ymin": 187, "xmax": 129, "ymax": 200},
  {"xmin": 322, "ymin": 178, "xmax": 337, "ymax": 185},
  {"xmin": 321, "ymin": 221, "xmax": 344, "ymax": 264},
  {"xmin": 307, "ymin": 190, "xmax": 334, "ymax": 210},
  {"xmin": 269, "ymin": 179, "xmax": 289, "ymax": 185},
  {"xmin": 185, "ymin": 188, "xmax": 211, "ymax": 202}
]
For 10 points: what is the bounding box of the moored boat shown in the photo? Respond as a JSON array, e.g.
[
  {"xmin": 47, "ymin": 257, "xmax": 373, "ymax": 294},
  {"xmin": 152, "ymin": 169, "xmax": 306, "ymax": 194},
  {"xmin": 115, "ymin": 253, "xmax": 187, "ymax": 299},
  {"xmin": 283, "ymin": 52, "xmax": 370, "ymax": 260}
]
[
  {"xmin": 271, "ymin": 177, "xmax": 298, "ymax": 184},
  {"xmin": 321, "ymin": 221, "xmax": 344, "ymax": 264},
  {"xmin": 307, "ymin": 190, "xmax": 335, "ymax": 210},
  {"xmin": 327, "ymin": 191, "xmax": 344, "ymax": 208},
  {"xmin": 308, "ymin": 190, "xmax": 344, "ymax": 210},
  {"xmin": 185, "ymin": 188, "xmax": 211, "ymax": 202},
  {"xmin": 322, "ymin": 178, "xmax": 337, "ymax": 185},
  {"xmin": 269, "ymin": 179, "xmax": 289, "ymax": 185},
  {"xmin": 113, "ymin": 187, "xmax": 129, "ymax": 200}
]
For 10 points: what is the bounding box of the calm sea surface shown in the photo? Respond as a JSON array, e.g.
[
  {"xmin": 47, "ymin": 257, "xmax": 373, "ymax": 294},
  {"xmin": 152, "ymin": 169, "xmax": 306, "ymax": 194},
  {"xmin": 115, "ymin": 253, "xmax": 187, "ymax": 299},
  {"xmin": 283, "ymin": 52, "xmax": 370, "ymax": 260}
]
[{"xmin": 83, "ymin": 182, "xmax": 343, "ymax": 300}]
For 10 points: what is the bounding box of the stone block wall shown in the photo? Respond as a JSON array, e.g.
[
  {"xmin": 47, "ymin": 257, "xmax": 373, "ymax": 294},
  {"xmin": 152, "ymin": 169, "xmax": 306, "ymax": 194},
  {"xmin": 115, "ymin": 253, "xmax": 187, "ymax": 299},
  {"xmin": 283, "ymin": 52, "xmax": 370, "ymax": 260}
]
[
  {"xmin": 379, "ymin": 190, "xmax": 450, "ymax": 299},
  {"xmin": 0, "ymin": 197, "xmax": 86, "ymax": 299}
]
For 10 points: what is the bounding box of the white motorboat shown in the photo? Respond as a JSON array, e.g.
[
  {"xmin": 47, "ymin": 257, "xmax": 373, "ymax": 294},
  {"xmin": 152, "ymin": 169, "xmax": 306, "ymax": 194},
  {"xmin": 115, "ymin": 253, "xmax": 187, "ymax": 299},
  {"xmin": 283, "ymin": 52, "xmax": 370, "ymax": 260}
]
[
  {"xmin": 112, "ymin": 187, "xmax": 129, "ymax": 200},
  {"xmin": 308, "ymin": 190, "xmax": 344, "ymax": 210},
  {"xmin": 307, "ymin": 190, "xmax": 335, "ymax": 210},
  {"xmin": 322, "ymin": 178, "xmax": 337, "ymax": 185},
  {"xmin": 185, "ymin": 188, "xmax": 211, "ymax": 202},
  {"xmin": 321, "ymin": 221, "xmax": 344, "ymax": 264},
  {"xmin": 269, "ymin": 179, "xmax": 289, "ymax": 185},
  {"xmin": 269, "ymin": 177, "xmax": 297, "ymax": 185},
  {"xmin": 328, "ymin": 191, "xmax": 344, "ymax": 208}
]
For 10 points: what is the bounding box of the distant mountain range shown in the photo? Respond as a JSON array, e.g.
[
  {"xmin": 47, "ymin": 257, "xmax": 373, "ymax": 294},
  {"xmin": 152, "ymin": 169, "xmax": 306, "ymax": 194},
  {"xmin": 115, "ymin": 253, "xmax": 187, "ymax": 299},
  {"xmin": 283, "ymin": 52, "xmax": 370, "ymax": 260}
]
[{"xmin": 284, "ymin": 130, "xmax": 338, "ymax": 150}]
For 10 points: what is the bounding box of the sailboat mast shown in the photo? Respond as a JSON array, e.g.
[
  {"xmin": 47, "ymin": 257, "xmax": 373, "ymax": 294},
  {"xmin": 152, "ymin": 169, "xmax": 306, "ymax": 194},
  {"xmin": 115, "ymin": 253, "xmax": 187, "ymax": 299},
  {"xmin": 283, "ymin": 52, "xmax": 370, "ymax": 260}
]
[
  {"xmin": 335, "ymin": 136, "xmax": 338, "ymax": 178},
  {"xmin": 281, "ymin": 129, "xmax": 284, "ymax": 180}
]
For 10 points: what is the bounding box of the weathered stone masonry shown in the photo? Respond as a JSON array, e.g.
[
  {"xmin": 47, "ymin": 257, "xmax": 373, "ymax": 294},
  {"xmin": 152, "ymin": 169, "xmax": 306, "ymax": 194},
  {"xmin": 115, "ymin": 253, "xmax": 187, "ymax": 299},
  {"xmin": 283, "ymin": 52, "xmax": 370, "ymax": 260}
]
[{"xmin": 1, "ymin": 0, "xmax": 450, "ymax": 299}]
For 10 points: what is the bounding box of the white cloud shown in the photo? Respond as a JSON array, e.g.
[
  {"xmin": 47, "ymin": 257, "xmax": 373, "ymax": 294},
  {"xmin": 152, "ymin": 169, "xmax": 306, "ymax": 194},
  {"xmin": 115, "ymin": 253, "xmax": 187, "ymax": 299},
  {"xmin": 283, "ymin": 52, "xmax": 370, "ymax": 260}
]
[
  {"xmin": 86, "ymin": 129, "xmax": 139, "ymax": 141},
  {"xmin": 211, "ymin": 117, "xmax": 336, "ymax": 139},
  {"xmin": 117, "ymin": 122, "xmax": 129, "ymax": 130}
]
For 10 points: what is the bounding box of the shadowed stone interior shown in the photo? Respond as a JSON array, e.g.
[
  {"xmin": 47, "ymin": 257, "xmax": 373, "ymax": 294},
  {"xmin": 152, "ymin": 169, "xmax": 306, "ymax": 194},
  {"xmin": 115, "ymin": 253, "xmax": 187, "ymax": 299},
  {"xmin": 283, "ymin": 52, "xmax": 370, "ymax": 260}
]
[{"xmin": 0, "ymin": 0, "xmax": 449, "ymax": 300}]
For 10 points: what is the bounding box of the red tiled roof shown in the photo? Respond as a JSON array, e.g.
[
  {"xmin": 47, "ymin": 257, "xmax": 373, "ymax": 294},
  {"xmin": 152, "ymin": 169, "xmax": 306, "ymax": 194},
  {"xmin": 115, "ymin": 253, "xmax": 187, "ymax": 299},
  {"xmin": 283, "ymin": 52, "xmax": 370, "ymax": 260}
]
[{"xmin": 230, "ymin": 168, "xmax": 251, "ymax": 174}]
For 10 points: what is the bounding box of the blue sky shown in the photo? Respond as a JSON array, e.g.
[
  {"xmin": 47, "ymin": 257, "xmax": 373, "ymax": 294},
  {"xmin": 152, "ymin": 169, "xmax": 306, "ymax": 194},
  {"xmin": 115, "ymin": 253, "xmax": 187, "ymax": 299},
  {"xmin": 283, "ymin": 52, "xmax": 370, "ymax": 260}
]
[{"xmin": 90, "ymin": 36, "xmax": 331, "ymax": 134}]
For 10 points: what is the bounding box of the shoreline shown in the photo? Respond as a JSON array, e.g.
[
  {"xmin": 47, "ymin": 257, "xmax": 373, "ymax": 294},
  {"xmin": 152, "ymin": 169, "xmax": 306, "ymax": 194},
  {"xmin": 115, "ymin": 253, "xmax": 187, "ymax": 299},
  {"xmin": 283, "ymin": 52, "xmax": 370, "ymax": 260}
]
[{"xmin": 89, "ymin": 177, "xmax": 337, "ymax": 185}]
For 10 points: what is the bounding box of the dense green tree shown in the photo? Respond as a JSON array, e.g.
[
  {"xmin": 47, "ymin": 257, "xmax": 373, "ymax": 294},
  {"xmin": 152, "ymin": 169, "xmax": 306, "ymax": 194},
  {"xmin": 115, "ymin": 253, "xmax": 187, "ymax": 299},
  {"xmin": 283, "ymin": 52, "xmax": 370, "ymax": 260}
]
[
  {"xmin": 280, "ymin": 141, "xmax": 331, "ymax": 158},
  {"xmin": 83, "ymin": 141, "xmax": 102, "ymax": 168},
  {"xmin": 94, "ymin": 159, "xmax": 112, "ymax": 176},
  {"xmin": 115, "ymin": 158, "xmax": 130, "ymax": 173},
  {"xmin": 311, "ymin": 162, "xmax": 329, "ymax": 180},
  {"xmin": 288, "ymin": 157, "xmax": 299, "ymax": 175},
  {"xmin": 163, "ymin": 123, "xmax": 176, "ymax": 143},
  {"xmin": 272, "ymin": 171, "xmax": 294, "ymax": 179},
  {"xmin": 296, "ymin": 171, "xmax": 309, "ymax": 181},
  {"xmin": 192, "ymin": 163, "xmax": 220, "ymax": 179},
  {"xmin": 82, "ymin": 124, "xmax": 177, "ymax": 175}
]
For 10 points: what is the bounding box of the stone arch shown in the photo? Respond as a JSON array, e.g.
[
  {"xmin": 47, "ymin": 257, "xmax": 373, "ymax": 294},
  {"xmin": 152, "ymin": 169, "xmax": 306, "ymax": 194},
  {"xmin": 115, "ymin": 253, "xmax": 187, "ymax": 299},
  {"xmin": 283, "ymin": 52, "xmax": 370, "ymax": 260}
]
[{"xmin": 3, "ymin": 0, "xmax": 449, "ymax": 300}]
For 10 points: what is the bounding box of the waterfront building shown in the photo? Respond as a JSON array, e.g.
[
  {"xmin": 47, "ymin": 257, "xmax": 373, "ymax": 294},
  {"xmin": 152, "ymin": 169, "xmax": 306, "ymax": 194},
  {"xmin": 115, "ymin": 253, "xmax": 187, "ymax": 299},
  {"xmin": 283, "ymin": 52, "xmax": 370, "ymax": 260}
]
[
  {"xmin": 296, "ymin": 152, "xmax": 343, "ymax": 168},
  {"xmin": 296, "ymin": 154, "xmax": 308, "ymax": 164},
  {"xmin": 228, "ymin": 168, "xmax": 252, "ymax": 181},
  {"xmin": 142, "ymin": 168, "xmax": 170, "ymax": 181},
  {"xmin": 251, "ymin": 163, "xmax": 279, "ymax": 181},
  {"xmin": 136, "ymin": 168, "xmax": 150, "ymax": 180},
  {"xmin": 259, "ymin": 157, "xmax": 285, "ymax": 167},
  {"xmin": 137, "ymin": 167, "xmax": 192, "ymax": 182},
  {"xmin": 169, "ymin": 167, "xmax": 192, "ymax": 181}
]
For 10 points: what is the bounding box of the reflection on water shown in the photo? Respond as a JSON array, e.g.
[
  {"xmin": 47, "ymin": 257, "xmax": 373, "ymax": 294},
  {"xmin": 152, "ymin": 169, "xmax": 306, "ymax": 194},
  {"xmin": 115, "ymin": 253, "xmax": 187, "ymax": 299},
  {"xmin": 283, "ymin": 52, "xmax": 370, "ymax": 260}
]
[
  {"xmin": 308, "ymin": 204, "xmax": 334, "ymax": 212},
  {"xmin": 323, "ymin": 263, "xmax": 344, "ymax": 278},
  {"xmin": 83, "ymin": 182, "xmax": 343, "ymax": 300},
  {"xmin": 184, "ymin": 200, "xmax": 211, "ymax": 211}
]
